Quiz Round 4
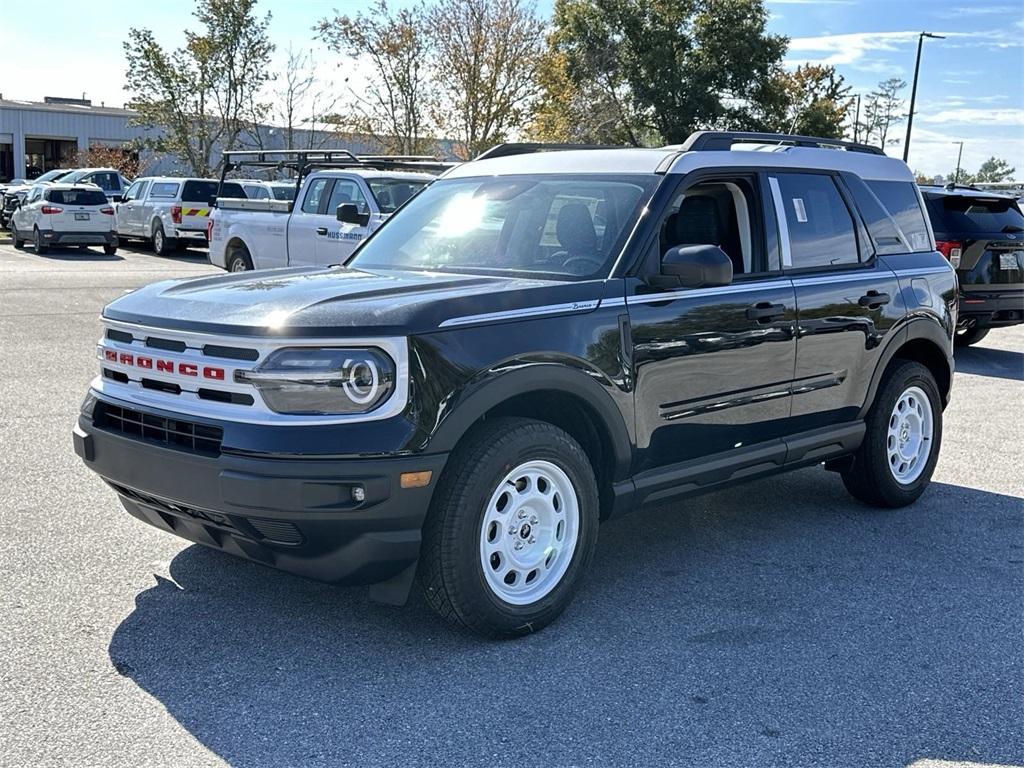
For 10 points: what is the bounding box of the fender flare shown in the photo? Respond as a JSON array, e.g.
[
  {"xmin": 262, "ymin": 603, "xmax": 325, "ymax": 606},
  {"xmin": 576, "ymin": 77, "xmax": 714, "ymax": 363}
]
[
  {"xmin": 858, "ymin": 316, "xmax": 953, "ymax": 418},
  {"xmin": 427, "ymin": 364, "xmax": 634, "ymax": 480}
]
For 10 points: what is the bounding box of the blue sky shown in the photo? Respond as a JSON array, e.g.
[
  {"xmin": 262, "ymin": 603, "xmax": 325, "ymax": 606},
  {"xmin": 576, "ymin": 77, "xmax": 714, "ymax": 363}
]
[{"xmin": 1, "ymin": 0, "xmax": 1021, "ymax": 177}]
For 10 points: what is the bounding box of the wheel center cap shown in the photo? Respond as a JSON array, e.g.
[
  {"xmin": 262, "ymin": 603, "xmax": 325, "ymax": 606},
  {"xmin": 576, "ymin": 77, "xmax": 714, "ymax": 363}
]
[{"xmin": 519, "ymin": 523, "xmax": 532, "ymax": 539}]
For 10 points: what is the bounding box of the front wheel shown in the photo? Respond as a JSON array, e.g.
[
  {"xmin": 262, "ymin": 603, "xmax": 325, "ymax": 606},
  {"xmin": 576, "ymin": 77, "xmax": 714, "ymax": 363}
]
[
  {"xmin": 103, "ymin": 243, "xmax": 117, "ymax": 256},
  {"xmin": 420, "ymin": 418, "xmax": 599, "ymax": 638},
  {"xmin": 954, "ymin": 325, "xmax": 989, "ymax": 347},
  {"xmin": 842, "ymin": 360, "xmax": 942, "ymax": 508},
  {"xmin": 11, "ymin": 222, "xmax": 24, "ymax": 249}
]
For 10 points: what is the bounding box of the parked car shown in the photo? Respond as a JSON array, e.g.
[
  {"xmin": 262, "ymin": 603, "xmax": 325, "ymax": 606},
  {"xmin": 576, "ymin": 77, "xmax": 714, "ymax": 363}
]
[
  {"xmin": 209, "ymin": 151, "xmax": 444, "ymax": 272},
  {"xmin": 239, "ymin": 180, "xmax": 299, "ymax": 201},
  {"xmin": 10, "ymin": 183, "xmax": 117, "ymax": 254},
  {"xmin": 0, "ymin": 169, "xmax": 75, "ymax": 228},
  {"xmin": 115, "ymin": 177, "xmax": 246, "ymax": 255},
  {"xmin": 74, "ymin": 132, "xmax": 956, "ymax": 638},
  {"xmin": 920, "ymin": 184, "xmax": 1024, "ymax": 346},
  {"xmin": 58, "ymin": 168, "xmax": 131, "ymax": 202}
]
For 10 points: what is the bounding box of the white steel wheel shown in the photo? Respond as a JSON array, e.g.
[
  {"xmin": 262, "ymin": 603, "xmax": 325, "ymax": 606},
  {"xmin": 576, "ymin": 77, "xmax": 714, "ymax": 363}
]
[
  {"xmin": 229, "ymin": 257, "xmax": 248, "ymax": 272},
  {"xmin": 479, "ymin": 459, "xmax": 580, "ymax": 605},
  {"xmin": 886, "ymin": 385, "xmax": 933, "ymax": 484}
]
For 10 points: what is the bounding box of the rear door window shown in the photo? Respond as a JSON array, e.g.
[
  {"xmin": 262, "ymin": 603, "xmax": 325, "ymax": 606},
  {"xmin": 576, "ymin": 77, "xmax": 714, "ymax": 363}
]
[
  {"xmin": 149, "ymin": 182, "xmax": 180, "ymax": 199},
  {"xmin": 925, "ymin": 195, "xmax": 1024, "ymax": 235},
  {"xmin": 301, "ymin": 178, "xmax": 329, "ymax": 214},
  {"xmin": 181, "ymin": 180, "xmax": 219, "ymax": 202},
  {"xmin": 772, "ymin": 173, "xmax": 860, "ymax": 269},
  {"xmin": 866, "ymin": 181, "xmax": 931, "ymax": 251}
]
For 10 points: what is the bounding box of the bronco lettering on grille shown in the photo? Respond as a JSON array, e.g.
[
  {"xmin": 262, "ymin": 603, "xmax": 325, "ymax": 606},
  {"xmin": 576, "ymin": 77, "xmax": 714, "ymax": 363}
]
[{"xmin": 104, "ymin": 349, "xmax": 225, "ymax": 381}]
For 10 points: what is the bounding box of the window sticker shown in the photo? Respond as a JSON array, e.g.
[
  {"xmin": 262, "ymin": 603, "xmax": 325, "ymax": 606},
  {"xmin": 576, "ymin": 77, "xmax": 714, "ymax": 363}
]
[{"xmin": 792, "ymin": 197, "xmax": 808, "ymax": 223}]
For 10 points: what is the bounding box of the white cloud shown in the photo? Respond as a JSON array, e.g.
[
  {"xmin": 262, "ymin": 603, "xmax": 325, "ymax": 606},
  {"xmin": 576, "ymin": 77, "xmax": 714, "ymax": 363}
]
[
  {"xmin": 917, "ymin": 108, "xmax": 1024, "ymax": 126},
  {"xmin": 787, "ymin": 31, "xmax": 945, "ymax": 67}
]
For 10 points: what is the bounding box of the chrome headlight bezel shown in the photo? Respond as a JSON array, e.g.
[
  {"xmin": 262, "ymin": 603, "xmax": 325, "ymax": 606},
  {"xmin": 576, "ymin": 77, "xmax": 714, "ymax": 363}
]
[{"xmin": 236, "ymin": 346, "xmax": 398, "ymax": 416}]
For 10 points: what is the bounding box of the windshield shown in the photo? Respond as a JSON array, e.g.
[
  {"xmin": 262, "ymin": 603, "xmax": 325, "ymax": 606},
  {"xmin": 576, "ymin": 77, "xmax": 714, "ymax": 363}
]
[
  {"xmin": 350, "ymin": 175, "xmax": 656, "ymax": 280},
  {"xmin": 926, "ymin": 194, "xmax": 1024, "ymax": 234},
  {"xmin": 36, "ymin": 169, "xmax": 71, "ymax": 183},
  {"xmin": 366, "ymin": 178, "xmax": 430, "ymax": 214}
]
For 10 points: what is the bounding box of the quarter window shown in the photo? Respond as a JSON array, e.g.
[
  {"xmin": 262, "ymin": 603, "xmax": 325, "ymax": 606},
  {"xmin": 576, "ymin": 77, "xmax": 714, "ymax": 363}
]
[
  {"xmin": 302, "ymin": 178, "xmax": 329, "ymax": 214},
  {"xmin": 867, "ymin": 180, "xmax": 932, "ymax": 252},
  {"xmin": 149, "ymin": 182, "xmax": 180, "ymax": 199},
  {"xmin": 774, "ymin": 173, "xmax": 859, "ymax": 269}
]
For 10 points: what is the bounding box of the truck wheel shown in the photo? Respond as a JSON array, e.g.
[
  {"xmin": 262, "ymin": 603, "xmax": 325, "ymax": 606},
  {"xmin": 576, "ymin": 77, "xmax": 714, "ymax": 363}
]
[
  {"xmin": 11, "ymin": 222, "xmax": 24, "ymax": 249},
  {"xmin": 33, "ymin": 228, "xmax": 49, "ymax": 255},
  {"xmin": 152, "ymin": 223, "xmax": 174, "ymax": 256},
  {"xmin": 841, "ymin": 360, "xmax": 941, "ymax": 508},
  {"xmin": 954, "ymin": 326, "xmax": 989, "ymax": 347},
  {"xmin": 103, "ymin": 243, "xmax": 118, "ymax": 256},
  {"xmin": 420, "ymin": 418, "xmax": 600, "ymax": 638},
  {"xmin": 226, "ymin": 247, "xmax": 253, "ymax": 272}
]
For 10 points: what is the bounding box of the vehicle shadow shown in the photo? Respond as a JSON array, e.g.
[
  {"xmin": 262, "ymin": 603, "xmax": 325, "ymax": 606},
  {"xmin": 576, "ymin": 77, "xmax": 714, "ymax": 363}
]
[
  {"xmin": 35, "ymin": 249, "xmax": 124, "ymax": 262},
  {"xmin": 107, "ymin": 471, "xmax": 1023, "ymax": 767},
  {"xmin": 954, "ymin": 345, "xmax": 1024, "ymax": 382}
]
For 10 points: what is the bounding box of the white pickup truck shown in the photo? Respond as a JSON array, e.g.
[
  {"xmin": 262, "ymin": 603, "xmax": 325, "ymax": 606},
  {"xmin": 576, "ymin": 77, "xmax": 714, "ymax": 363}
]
[{"xmin": 207, "ymin": 151, "xmax": 450, "ymax": 272}]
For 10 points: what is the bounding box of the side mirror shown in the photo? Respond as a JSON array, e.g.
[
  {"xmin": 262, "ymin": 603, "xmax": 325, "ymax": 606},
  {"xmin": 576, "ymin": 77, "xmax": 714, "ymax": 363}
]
[
  {"xmin": 337, "ymin": 203, "xmax": 369, "ymax": 226},
  {"xmin": 661, "ymin": 244, "xmax": 733, "ymax": 288}
]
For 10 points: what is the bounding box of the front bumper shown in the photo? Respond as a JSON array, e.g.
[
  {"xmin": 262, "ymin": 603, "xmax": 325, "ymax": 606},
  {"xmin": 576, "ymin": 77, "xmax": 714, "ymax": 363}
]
[
  {"xmin": 73, "ymin": 405, "xmax": 447, "ymax": 590},
  {"xmin": 959, "ymin": 290, "xmax": 1024, "ymax": 328},
  {"xmin": 41, "ymin": 229, "xmax": 117, "ymax": 246}
]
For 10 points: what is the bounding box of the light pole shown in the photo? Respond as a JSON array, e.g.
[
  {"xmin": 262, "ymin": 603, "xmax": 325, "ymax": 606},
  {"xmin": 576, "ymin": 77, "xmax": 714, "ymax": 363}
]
[
  {"xmin": 953, "ymin": 141, "xmax": 964, "ymax": 186},
  {"xmin": 903, "ymin": 31, "xmax": 945, "ymax": 163}
]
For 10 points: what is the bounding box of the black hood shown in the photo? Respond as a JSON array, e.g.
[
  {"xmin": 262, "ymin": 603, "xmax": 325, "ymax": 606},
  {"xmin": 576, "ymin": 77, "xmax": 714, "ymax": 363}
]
[{"xmin": 102, "ymin": 266, "xmax": 603, "ymax": 337}]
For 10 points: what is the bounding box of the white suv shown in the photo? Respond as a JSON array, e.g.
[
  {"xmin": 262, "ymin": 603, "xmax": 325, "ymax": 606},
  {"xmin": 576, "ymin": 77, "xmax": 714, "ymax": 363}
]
[{"xmin": 10, "ymin": 184, "xmax": 118, "ymax": 255}]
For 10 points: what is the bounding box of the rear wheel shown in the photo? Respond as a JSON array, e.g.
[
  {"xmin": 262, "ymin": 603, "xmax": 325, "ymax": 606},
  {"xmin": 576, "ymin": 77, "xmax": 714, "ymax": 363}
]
[
  {"xmin": 103, "ymin": 243, "xmax": 118, "ymax": 256},
  {"xmin": 33, "ymin": 228, "xmax": 49, "ymax": 255},
  {"xmin": 842, "ymin": 360, "xmax": 941, "ymax": 508},
  {"xmin": 954, "ymin": 325, "xmax": 989, "ymax": 347},
  {"xmin": 226, "ymin": 246, "xmax": 253, "ymax": 273},
  {"xmin": 152, "ymin": 223, "xmax": 174, "ymax": 256},
  {"xmin": 419, "ymin": 418, "xmax": 599, "ymax": 638}
]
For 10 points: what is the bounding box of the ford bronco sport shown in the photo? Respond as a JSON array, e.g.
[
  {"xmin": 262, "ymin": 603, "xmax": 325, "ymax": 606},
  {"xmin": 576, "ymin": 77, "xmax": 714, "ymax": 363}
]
[{"xmin": 74, "ymin": 132, "xmax": 957, "ymax": 638}]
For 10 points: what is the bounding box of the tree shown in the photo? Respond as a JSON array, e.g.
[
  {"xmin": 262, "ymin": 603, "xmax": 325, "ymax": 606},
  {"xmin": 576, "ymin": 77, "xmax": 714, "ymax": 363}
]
[
  {"xmin": 247, "ymin": 46, "xmax": 340, "ymax": 151},
  {"xmin": 317, "ymin": 1, "xmax": 435, "ymax": 155},
  {"xmin": 124, "ymin": 0, "xmax": 275, "ymax": 176},
  {"xmin": 771, "ymin": 64, "xmax": 852, "ymax": 138},
  {"xmin": 73, "ymin": 144, "xmax": 142, "ymax": 180},
  {"xmin": 859, "ymin": 78, "xmax": 906, "ymax": 148},
  {"xmin": 972, "ymin": 156, "xmax": 1016, "ymax": 184},
  {"xmin": 536, "ymin": 0, "xmax": 788, "ymax": 146},
  {"xmin": 429, "ymin": 0, "xmax": 546, "ymax": 158}
]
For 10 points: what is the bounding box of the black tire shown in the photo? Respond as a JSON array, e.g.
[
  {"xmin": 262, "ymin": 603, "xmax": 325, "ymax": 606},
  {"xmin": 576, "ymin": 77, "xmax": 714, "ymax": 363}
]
[
  {"xmin": 841, "ymin": 360, "xmax": 942, "ymax": 508},
  {"xmin": 152, "ymin": 222, "xmax": 173, "ymax": 256},
  {"xmin": 954, "ymin": 326, "xmax": 989, "ymax": 347},
  {"xmin": 103, "ymin": 244, "xmax": 118, "ymax": 256},
  {"xmin": 33, "ymin": 228, "xmax": 49, "ymax": 255},
  {"xmin": 226, "ymin": 246, "xmax": 253, "ymax": 273},
  {"xmin": 11, "ymin": 222, "xmax": 24, "ymax": 249},
  {"xmin": 419, "ymin": 418, "xmax": 600, "ymax": 639}
]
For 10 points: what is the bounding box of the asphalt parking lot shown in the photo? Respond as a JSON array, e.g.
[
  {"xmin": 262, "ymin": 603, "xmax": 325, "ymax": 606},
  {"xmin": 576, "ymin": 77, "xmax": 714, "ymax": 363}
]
[{"xmin": 0, "ymin": 235, "xmax": 1021, "ymax": 768}]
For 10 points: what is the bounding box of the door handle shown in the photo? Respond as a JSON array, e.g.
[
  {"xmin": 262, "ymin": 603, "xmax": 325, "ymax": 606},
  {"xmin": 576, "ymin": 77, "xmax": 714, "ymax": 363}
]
[
  {"xmin": 316, "ymin": 227, "xmax": 328, "ymax": 236},
  {"xmin": 746, "ymin": 302, "xmax": 786, "ymax": 322},
  {"xmin": 858, "ymin": 290, "xmax": 891, "ymax": 309}
]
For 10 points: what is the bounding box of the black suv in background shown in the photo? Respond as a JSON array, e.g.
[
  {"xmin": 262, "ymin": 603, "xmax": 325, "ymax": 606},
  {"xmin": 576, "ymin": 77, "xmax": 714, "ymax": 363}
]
[{"xmin": 921, "ymin": 185, "xmax": 1024, "ymax": 346}]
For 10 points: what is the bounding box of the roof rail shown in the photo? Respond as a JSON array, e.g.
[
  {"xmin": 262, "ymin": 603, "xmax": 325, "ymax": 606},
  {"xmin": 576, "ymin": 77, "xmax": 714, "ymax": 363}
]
[
  {"xmin": 474, "ymin": 142, "xmax": 625, "ymax": 161},
  {"xmin": 681, "ymin": 131, "xmax": 886, "ymax": 156}
]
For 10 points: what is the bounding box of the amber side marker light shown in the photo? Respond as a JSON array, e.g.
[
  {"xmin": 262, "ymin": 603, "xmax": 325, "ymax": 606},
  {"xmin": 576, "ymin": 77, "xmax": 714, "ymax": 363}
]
[{"xmin": 400, "ymin": 471, "xmax": 433, "ymax": 489}]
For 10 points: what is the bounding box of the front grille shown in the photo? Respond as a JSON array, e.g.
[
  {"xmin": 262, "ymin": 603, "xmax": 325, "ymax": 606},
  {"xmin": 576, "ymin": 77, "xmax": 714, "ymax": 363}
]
[
  {"xmin": 109, "ymin": 482, "xmax": 244, "ymax": 535},
  {"xmin": 248, "ymin": 519, "xmax": 304, "ymax": 545},
  {"xmin": 94, "ymin": 402, "xmax": 223, "ymax": 455}
]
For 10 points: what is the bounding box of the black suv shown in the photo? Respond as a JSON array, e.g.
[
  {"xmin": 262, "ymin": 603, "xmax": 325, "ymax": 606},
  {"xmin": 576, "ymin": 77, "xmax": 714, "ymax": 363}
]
[
  {"xmin": 920, "ymin": 185, "xmax": 1024, "ymax": 346},
  {"xmin": 74, "ymin": 133, "xmax": 957, "ymax": 637}
]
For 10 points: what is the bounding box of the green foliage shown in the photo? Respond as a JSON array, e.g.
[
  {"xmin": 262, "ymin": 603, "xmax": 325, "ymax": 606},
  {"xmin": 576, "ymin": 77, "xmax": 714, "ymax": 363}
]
[
  {"xmin": 535, "ymin": 0, "xmax": 789, "ymax": 145},
  {"xmin": 948, "ymin": 156, "xmax": 1016, "ymax": 185},
  {"xmin": 316, "ymin": 0, "xmax": 435, "ymax": 155},
  {"xmin": 124, "ymin": 0, "xmax": 274, "ymax": 176},
  {"xmin": 771, "ymin": 64, "xmax": 853, "ymax": 138}
]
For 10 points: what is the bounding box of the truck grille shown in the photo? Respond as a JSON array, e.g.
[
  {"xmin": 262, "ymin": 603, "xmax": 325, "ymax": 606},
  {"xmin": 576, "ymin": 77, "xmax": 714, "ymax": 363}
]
[{"xmin": 94, "ymin": 402, "xmax": 223, "ymax": 455}]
